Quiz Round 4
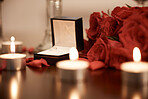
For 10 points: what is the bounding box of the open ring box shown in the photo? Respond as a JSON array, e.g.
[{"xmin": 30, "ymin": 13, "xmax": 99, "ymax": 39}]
[{"xmin": 34, "ymin": 17, "xmax": 84, "ymax": 65}]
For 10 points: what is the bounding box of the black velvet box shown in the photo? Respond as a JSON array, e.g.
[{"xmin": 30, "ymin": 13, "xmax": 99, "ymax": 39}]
[{"xmin": 34, "ymin": 17, "xmax": 84, "ymax": 65}]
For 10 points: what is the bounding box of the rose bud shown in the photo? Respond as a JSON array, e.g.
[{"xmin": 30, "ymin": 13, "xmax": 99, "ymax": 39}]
[
  {"xmin": 28, "ymin": 47, "xmax": 35, "ymax": 54},
  {"xmin": 22, "ymin": 46, "xmax": 27, "ymax": 53}
]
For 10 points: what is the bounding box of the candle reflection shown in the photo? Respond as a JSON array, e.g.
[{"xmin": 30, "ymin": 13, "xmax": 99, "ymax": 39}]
[
  {"xmin": 70, "ymin": 89, "xmax": 79, "ymax": 99},
  {"xmin": 56, "ymin": 78, "xmax": 86, "ymax": 99},
  {"xmin": 132, "ymin": 93, "xmax": 141, "ymax": 99},
  {"xmin": 1, "ymin": 71, "xmax": 26, "ymax": 98},
  {"xmin": 122, "ymin": 82, "xmax": 148, "ymax": 99},
  {"xmin": 10, "ymin": 78, "xmax": 18, "ymax": 99}
]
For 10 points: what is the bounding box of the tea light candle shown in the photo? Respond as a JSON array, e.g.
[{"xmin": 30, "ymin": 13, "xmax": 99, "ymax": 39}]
[
  {"xmin": 2, "ymin": 37, "xmax": 23, "ymax": 54},
  {"xmin": 121, "ymin": 47, "xmax": 148, "ymax": 86},
  {"xmin": 0, "ymin": 36, "xmax": 26, "ymax": 70},
  {"xmin": 56, "ymin": 47, "xmax": 89, "ymax": 82}
]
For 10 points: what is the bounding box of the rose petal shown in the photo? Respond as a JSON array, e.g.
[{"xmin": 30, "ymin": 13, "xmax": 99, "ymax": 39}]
[
  {"xmin": 26, "ymin": 58, "xmax": 50, "ymax": 68},
  {"xmin": 111, "ymin": 6, "xmax": 131, "ymax": 21},
  {"xmin": 40, "ymin": 58, "xmax": 50, "ymax": 67},
  {"xmin": 26, "ymin": 60, "xmax": 42, "ymax": 68},
  {"xmin": 89, "ymin": 61, "xmax": 105, "ymax": 70},
  {"xmin": 26, "ymin": 58, "xmax": 34, "ymax": 63}
]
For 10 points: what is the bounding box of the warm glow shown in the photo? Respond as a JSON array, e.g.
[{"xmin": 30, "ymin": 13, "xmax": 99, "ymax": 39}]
[
  {"xmin": 69, "ymin": 47, "xmax": 79, "ymax": 61},
  {"xmin": 10, "ymin": 36, "xmax": 15, "ymax": 53},
  {"xmin": 10, "ymin": 78, "xmax": 18, "ymax": 99},
  {"xmin": 69, "ymin": 89, "xmax": 79, "ymax": 99},
  {"xmin": 132, "ymin": 93, "xmax": 141, "ymax": 99},
  {"xmin": 133, "ymin": 47, "xmax": 141, "ymax": 62}
]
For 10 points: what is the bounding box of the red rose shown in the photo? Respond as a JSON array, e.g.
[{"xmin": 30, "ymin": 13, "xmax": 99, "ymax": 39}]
[
  {"xmin": 87, "ymin": 37, "xmax": 109, "ymax": 62},
  {"xmin": 87, "ymin": 36, "xmax": 124, "ymax": 70},
  {"xmin": 85, "ymin": 6, "xmax": 148, "ymax": 71},
  {"xmin": 99, "ymin": 16, "xmax": 118, "ymax": 37},
  {"xmin": 119, "ymin": 9, "xmax": 148, "ymax": 61},
  {"xmin": 112, "ymin": 6, "xmax": 148, "ymax": 22},
  {"xmin": 102, "ymin": 11, "xmax": 109, "ymax": 18},
  {"xmin": 86, "ymin": 11, "xmax": 119, "ymax": 48},
  {"xmin": 86, "ymin": 12, "xmax": 102, "ymax": 41},
  {"xmin": 108, "ymin": 47, "xmax": 132, "ymax": 70},
  {"xmin": 104, "ymin": 39, "xmax": 123, "ymax": 66},
  {"xmin": 111, "ymin": 6, "xmax": 131, "ymax": 21},
  {"xmin": 108, "ymin": 39, "xmax": 122, "ymax": 48}
]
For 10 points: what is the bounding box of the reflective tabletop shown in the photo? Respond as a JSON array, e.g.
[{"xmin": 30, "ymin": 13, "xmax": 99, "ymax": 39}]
[{"xmin": 0, "ymin": 66, "xmax": 147, "ymax": 99}]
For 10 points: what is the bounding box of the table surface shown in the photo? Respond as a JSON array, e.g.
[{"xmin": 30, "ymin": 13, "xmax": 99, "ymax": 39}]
[{"xmin": 0, "ymin": 66, "xmax": 147, "ymax": 99}]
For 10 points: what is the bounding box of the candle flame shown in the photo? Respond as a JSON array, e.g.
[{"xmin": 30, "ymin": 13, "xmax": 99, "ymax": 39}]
[
  {"xmin": 69, "ymin": 47, "xmax": 79, "ymax": 61},
  {"xmin": 11, "ymin": 36, "xmax": 15, "ymax": 42},
  {"xmin": 133, "ymin": 47, "xmax": 141, "ymax": 62},
  {"xmin": 10, "ymin": 36, "xmax": 15, "ymax": 53}
]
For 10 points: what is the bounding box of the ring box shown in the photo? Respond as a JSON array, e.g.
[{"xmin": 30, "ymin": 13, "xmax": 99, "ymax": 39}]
[{"xmin": 34, "ymin": 17, "xmax": 84, "ymax": 65}]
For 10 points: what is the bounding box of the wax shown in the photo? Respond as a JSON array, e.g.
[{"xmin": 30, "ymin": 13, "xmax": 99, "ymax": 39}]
[
  {"xmin": 121, "ymin": 62, "xmax": 148, "ymax": 73},
  {"xmin": 57, "ymin": 60, "xmax": 89, "ymax": 70}
]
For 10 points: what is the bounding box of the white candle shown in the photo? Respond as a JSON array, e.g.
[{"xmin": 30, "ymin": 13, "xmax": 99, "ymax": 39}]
[
  {"xmin": 121, "ymin": 47, "xmax": 148, "ymax": 87},
  {"xmin": 121, "ymin": 62, "xmax": 148, "ymax": 73},
  {"xmin": 2, "ymin": 37, "xmax": 23, "ymax": 53},
  {"xmin": 121, "ymin": 47, "xmax": 148, "ymax": 73},
  {"xmin": 57, "ymin": 60, "xmax": 89, "ymax": 70},
  {"xmin": 56, "ymin": 47, "xmax": 89, "ymax": 81},
  {"xmin": 57, "ymin": 47, "xmax": 89, "ymax": 70},
  {"xmin": 0, "ymin": 36, "xmax": 26, "ymax": 70}
]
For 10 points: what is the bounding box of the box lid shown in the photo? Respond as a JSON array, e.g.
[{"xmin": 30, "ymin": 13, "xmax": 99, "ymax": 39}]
[{"xmin": 51, "ymin": 17, "xmax": 84, "ymax": 51}]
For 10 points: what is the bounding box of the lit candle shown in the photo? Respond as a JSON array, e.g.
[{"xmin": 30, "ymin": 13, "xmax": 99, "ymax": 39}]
[
  {"xmin": 56, "ymin": 47, "xmax": 89, "ymax": 81},
  {"xmin": 121, "ymin": 47, "xmax": 148, "ymax": 73},
  {"xmin": 0, "ymin": 36, "xmax": 26, "ymax": 70},
  {"xmin": 2, "ymin": 36, "xmax": 23, "ymax": 54},
  {"xmin": 121, "ymin": 47, "xmax": 148, "ymax": 86}
]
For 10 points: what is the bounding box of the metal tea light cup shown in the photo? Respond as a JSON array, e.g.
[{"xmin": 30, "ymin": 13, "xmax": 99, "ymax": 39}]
[
  {"xmin": 57, "ymin": 68, "xmax": 88, "ymax": 82},
  {"xmin": 0, "ymin": 53, "xmax": 26, "ymax": 71}
]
